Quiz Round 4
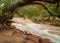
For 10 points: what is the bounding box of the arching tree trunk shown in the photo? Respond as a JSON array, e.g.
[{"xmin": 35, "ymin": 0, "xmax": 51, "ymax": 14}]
[
  {"xmin": 1, "ymin": 0, "xmax": 60, "ymax": 26},
  {"xmin": 3, "ymin": 0, "xmax": 59, "ymax": 14}
]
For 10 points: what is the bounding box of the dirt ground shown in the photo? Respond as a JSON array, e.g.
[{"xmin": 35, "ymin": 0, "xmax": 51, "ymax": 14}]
[{"xmin": 0, "ymin": 26, "xmax": 53, "ymax": 43}]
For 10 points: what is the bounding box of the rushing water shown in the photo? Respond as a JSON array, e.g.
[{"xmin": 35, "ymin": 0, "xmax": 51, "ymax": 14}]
[{"xmin": 12, "ymin": 18, "xmax": 60, "ymax": 43}]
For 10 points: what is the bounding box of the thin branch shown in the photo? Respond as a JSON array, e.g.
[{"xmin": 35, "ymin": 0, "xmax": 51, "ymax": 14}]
[{"xmin": 29, "ymin": 1, "xmax": 53, "ymax": 16}]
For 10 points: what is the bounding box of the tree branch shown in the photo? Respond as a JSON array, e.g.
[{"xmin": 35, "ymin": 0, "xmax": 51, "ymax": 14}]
[{"xmin": 3, "ymin": 0, "xmax": 59, "ymax": 14}]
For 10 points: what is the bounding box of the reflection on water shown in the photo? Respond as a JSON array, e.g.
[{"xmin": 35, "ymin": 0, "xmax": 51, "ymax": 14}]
[{"xmin": 12, "ymin": 18, "xmax": 60, "ymax": 43}]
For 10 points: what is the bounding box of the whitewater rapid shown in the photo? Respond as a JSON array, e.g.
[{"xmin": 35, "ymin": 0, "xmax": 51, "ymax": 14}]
[{"xmin": 12, "ymin": 18, "xmax": 60, "ymax": 43}]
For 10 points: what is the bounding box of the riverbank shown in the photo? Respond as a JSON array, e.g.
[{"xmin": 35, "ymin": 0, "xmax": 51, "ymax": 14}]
[{"xmin": 0, "ymin": 26, "xmax": 52, "ymax": 43}]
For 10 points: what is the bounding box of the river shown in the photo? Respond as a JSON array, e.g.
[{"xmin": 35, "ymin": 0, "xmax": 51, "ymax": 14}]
[{"xmin": 12, "ymin": 18, "xmax": 60, "ymax": 43}]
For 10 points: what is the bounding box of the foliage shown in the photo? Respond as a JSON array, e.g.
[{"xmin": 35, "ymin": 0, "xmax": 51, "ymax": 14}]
[
  {"xmin": 0, "ymin": 0, "xmax": 60, "ymax": 27},
  {"xmin": 16, "ymin": 3, "xmax": 60, "ymax": 22}
]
